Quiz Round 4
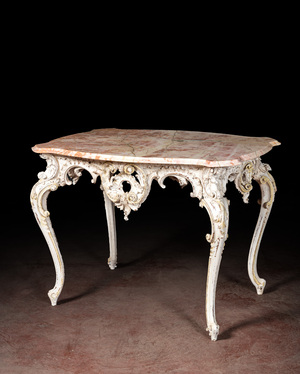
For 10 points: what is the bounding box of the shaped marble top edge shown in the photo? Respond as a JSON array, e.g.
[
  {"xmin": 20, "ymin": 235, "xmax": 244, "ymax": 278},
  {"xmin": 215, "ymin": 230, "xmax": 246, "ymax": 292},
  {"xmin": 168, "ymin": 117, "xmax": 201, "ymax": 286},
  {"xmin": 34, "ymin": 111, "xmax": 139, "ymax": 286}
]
[{"xmin": 32, "ymin": 128, "xmax": 280, "ymax": 167}]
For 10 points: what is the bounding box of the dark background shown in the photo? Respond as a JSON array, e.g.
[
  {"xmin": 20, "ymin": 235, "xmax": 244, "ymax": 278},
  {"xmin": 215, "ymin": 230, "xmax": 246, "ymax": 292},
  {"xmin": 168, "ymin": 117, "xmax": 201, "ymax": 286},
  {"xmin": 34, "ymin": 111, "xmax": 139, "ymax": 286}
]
[
  {"xmin": 3, "ymin": 87, "xmax": 295, "ymax": 267},
  {"xmin": 2, "ymin": 12, "xmax": 297, "ymax": 277},
  {"xmin": 2, "ymin": 79, "xmax": 299, "ymax": 372},
  {"xmin": 1, "ymin": 10, "xmax": 299, "ymax": 372}
]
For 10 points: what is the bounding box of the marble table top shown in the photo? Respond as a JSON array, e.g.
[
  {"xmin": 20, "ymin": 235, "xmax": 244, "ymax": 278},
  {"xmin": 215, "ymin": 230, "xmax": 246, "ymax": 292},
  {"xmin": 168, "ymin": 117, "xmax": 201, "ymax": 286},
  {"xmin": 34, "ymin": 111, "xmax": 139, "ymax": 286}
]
[{"xmin": 32, "ymin": 129, "xmax": 280, "ymax": 167}]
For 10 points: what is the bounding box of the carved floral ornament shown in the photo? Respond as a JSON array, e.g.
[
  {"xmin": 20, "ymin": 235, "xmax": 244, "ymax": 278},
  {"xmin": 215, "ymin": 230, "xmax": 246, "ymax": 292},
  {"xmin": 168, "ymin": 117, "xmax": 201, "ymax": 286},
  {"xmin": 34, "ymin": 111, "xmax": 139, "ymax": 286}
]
[
  {"xmin": 30, "ymin": 152, "xmax": 277, "ymax": 341},
  {"xmin": 30, "ymin": 128, "xmax": 280, "ymax": 342},
  {"xmin": 31, "ymin": 154, "xmax": 275, "ymax": 222}
]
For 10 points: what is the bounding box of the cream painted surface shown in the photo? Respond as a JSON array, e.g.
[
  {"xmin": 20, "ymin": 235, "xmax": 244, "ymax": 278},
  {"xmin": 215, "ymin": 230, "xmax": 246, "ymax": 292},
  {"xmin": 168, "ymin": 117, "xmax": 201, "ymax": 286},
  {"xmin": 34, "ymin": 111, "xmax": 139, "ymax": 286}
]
[{"xmin": 31, "ymin": 130, "xmax": 279, "ymax": 340}]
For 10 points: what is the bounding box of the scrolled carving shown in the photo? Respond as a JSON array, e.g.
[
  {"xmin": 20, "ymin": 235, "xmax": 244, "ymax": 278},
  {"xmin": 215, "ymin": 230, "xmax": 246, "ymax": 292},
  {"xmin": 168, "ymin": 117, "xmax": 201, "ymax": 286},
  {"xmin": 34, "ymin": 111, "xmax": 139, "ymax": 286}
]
[
  {"xmin": 57, "ymin": 157, "xmax": 102, "ymax": 186},
  {"xmin": 200, "ymin": 197, "xmax": 229, "ymax": 256},
  {"xmin": 31, "ymin": 155, "xmax": 273, "ymax": 224},
  {"xmin": 37, "ymin": 154, "xmax": 59, "ymax": 181},
  {"xmin": 252, "ymin": 161, "xmax": 276, "ymax": 209},
  {"xmin": 259, "ymin": 175, "xmax": 275, "ymax": 209},
  {"xmin": 155, "ymin": 166, "xmax": 189, "ymax": 189},
  {"xmin": 31, "ymin": 155, "xmax": 105, "ymax": 222},
  {"xmin": 31, "ymin": 155, "xmax": 60, "ymax": 226},
  {"xmin": 201, "ymin": 167, "xmax": 230, "ymax": 199},
  {"xmin": 31, "ymin": 151, "xmax": 278, "ymax": 339},
  {"xmin": 100, "ymin": 163, "xmax": 150, "ymax": 220},
  {"xmin": 228, "ymin": 158, "xmax": 276, "ymax": 206},
  {"xmin": 230, "ymin": 161, "xmax": 255, "ymax": 203}
]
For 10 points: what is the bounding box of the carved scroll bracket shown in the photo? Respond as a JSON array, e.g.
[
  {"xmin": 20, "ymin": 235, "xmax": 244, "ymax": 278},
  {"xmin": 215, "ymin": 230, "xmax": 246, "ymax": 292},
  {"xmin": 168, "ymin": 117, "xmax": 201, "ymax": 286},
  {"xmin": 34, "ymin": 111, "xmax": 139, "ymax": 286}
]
[
  {"xmin": 100, "ymin": 163, "xmax": 151, "ymax": 221},
  {"xmin": 31, "ymin": 154, "xmax": 274, "ymax": 223},
  {"xmin": 31, "ymin": 153, "xmax": 277, "ymax": 339},
  {"xmin": 229, "ymin": 158, "xmax": 276, "ymax": 207}
]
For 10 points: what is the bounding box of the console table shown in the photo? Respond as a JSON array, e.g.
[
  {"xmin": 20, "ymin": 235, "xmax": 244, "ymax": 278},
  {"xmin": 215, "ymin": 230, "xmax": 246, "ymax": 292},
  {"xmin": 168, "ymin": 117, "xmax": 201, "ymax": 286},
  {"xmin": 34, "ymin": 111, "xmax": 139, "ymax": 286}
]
[{"xmin": 30, "ymin": 129, "xmax": 280, "ymax": 341}]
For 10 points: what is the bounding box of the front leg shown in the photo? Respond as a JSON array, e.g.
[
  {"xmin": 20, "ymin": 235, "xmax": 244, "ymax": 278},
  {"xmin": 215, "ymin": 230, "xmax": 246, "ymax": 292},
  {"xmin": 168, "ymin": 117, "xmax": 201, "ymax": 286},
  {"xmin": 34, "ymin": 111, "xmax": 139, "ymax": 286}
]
[
  {"xmin": 30, "ymin": 171, "xmax": 64, "ymax": 306},
  {"xmin": 248, "ymin": 167, "xmax": 276, "ymax": 295},
  {"xmin": 200, "ymin": 197, "xmax": 229, "ymax": 341}
]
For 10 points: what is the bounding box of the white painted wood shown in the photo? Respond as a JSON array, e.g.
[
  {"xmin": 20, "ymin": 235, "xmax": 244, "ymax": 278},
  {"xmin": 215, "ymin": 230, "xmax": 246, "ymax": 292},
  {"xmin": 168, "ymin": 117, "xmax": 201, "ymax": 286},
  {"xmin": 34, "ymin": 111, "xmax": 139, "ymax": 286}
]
[
  {"xmin": 200, "ymin": 197, "xmax": 229, "ymax": 341},
  {"xmin": 248, "ymin": 164, "xmax": 276, "ymax": 295},
  {"xmin": 103, "ymin": 191, "xmax": 117, "ymax": 270},
  {"xmin": 31, "ymin": 154, "xmax": 276, "ymax": 340},
  {"xmin": 30, "ymin": 155, "xmax": 65, "ymax": 306}
]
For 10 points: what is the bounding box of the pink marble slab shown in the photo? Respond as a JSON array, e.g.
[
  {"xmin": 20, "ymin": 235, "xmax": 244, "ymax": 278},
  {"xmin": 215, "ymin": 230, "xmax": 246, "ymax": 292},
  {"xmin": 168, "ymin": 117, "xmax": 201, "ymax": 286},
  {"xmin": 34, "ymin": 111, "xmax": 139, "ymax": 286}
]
[{"xmin": 32, "ymin": 129, "xmax": 280, "ymax": 167}]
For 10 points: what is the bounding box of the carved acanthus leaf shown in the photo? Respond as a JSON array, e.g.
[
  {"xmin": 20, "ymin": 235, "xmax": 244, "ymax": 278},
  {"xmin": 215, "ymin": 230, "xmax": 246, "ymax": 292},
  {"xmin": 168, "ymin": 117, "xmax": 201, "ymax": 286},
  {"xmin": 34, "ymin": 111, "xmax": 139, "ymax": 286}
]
[
  {"xmin": 32, "ymin": 154, "xmax": 269, "ymax": 221},
  {"xmin": 100, "ymin": 163, "xmax": 151, "ymax": 220}
]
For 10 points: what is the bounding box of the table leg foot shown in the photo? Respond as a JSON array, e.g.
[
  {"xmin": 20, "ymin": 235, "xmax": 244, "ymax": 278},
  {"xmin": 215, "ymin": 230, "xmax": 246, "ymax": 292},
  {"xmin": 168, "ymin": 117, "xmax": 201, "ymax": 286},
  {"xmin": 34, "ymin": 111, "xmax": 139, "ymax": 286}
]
[
  {"xmin": 103, "ymin": 191, "xmax": 117, "ymax": 270},
  {"xmin": 206, "ymin": 324, "xmax": 220, "ymax": 341},
  {"xmin": 107, "ymin": 257, "xmax": 117, "ymax": 270},
  {"xmin": 200, "ymin": 197, "xmax": 229, "ymax": 341},
  {"xmin": 255, "ymin": 280, "xmax": 266, "ymax": 295},
  {"xmin": 248, "ymin": 168, "xmax": 276, "ymax": 295},
  {"xmin": 48, "ymin": 288, "xmax": 61, "ymax": 306}
]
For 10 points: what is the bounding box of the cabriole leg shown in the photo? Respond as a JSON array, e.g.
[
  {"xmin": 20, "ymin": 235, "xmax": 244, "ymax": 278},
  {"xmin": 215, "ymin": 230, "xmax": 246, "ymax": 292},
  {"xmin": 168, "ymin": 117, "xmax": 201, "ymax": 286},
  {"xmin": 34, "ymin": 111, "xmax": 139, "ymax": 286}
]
[
  {"xmin": 248, "ymin": 170, "xmax": 276, "ymax": 295},
  {"xmin": 103, "ymin": 191, "xmax": 117, "ymax": 270},
  {"xmin": 200, "ymin": 197, "xmax": 229, "ymax": 341},
  {"xmin": 30, "ymin": 179, "xmax": 64, "ymax": 306}
]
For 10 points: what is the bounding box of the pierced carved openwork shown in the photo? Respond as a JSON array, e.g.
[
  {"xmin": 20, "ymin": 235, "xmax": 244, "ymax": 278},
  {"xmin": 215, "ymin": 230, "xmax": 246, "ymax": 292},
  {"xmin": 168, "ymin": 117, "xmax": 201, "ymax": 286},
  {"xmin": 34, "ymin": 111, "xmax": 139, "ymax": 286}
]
[
  {"xmin": 31, "ymin": 154, "xmax": 276, "ymax": 340},
  {"xmin": 100, "ymin": 163, "xmax": 150, "ymax": 220},
  {"xmin": 31, "ymin": 154, "xmax": 274, "ymax": 222}
]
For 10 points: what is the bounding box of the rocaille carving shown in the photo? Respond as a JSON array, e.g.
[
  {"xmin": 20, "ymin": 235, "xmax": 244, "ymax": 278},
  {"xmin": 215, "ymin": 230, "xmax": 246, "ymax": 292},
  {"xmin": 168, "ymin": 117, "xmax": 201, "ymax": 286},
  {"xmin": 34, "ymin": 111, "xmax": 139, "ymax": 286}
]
[
  {"xmin": 31, "ymin": 154, "xmax": 273, "ymax": 221},
  {"xmin": 31, "ymin": 154, "xmax": 277, "ymax": 340}
]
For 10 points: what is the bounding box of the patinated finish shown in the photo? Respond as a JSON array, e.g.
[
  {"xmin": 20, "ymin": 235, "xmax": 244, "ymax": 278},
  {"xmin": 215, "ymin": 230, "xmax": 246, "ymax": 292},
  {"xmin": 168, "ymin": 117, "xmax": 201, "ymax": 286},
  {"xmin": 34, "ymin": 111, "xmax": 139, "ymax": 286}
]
[
  {"xmin": 31, "ymin": 129, "xmax": 280, "ymax": 340},
  {"xmin": 33, "ymin": 128, "xmax": 279, "ymax": 167}
]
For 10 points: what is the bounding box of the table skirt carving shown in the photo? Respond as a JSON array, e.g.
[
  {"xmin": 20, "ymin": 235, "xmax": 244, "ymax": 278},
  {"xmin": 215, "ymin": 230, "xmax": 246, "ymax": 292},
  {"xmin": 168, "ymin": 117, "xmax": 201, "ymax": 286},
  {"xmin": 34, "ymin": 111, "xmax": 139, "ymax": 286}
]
[{"xmin": 30, "ymin": 154, "xmax": 276, "ymax": 341}]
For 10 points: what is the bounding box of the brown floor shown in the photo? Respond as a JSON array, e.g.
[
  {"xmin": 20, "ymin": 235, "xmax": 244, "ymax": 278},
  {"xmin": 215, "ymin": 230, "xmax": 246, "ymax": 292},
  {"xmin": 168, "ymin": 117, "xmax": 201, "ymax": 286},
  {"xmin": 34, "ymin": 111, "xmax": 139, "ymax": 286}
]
[{"xmin": 1, "ymin": 184, "xmax": 299, "ymax": 373}]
